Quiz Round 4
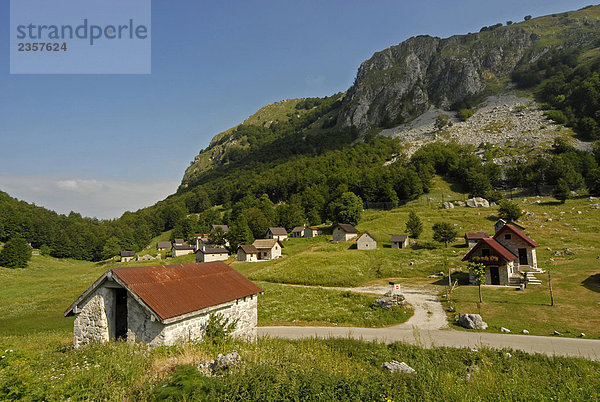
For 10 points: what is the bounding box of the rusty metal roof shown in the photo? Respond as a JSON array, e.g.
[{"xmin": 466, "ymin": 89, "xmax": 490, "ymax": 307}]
[{"xmin": 111, "ymin": 262, "xmax": 263, "ymax": 321}]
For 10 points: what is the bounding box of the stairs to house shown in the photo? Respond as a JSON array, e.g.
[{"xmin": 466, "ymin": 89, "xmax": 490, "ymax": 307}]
[{"xmin": 525, "ymin": 272, "xmax": 542, "ymax": 285}]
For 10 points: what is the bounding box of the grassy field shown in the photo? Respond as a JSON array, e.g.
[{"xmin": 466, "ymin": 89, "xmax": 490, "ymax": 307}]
[
  {"xmin": 257, "ymin": 282, "xmax": 412, "ymax": 327},
  {"xmin": 1, "ymin": 336, "xmax": 599, "ymax": 400}
]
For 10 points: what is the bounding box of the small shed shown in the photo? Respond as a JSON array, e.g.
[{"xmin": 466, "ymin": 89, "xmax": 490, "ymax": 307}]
[
  {"xmin": 333, "ymin": 223, "xmax": 359, "ymax": 241},
  {"xmin": 290, "ymin": 226, "xmax": 306, "ymax": 238},
  {"xmin": 357, "ymin": 232, "xmax": 377, "ymax": 250},
  {"xmin": 266, "ymin": 227, "xmax": 288, "ymax": 241},
  {"xmin": 391, "ymin": 235, "xmax": 409, "ymax": 249},
  {"xmin": 120, "ymin": 251, "xmax": 135, "ymax": 262},
  {"xmin": 237, "ymin": 245, "xmax": 259, "ymax": 262},
  {"xmin": 465, "ymin": 232, "xmax": 489, "ymax": 248},
  {"xmin": 171, "ymin": 244, "xmax": 195, "ymax": 257},
  {"xmin": 196, "ymin": 247, "xmax": 229, "ymax": 263},
  {"xmin": 303, "ymin": 226, "xmax": 322, "ymax": 238},
  {"xmin": 64, "ymin": 262, "xmax": 263, "ymax": 348}
]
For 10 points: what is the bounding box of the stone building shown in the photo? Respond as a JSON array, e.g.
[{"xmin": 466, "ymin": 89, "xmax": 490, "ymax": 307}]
[
  {"xmin": 120, "ymin": 251, "xmax": 135, "ymax": 262},
  {"xmin": 333, "ymin": 223, "xmax": 358, "ymax": 241},
  {"xmin": 266, "ymin": 227, "xmax": 288, "ymax": 241},
  {"xmin": 356, "ymin": 231, "xmax": 377, "ymax": 250},
  {"xmin": 196, "ymin": 247, "xmax": 229, "ymax": 263},
  {"xmin": 171, "ymin": 244, "xmax": 196, "ymax": 257},
  {"xmin": 237, "ymin": 245, "xmax": 259, "ymax": 262},
  {"xmin": 462, "ymin": 224, "xmax": 541, "ymax": 286},
  {"xmin": 464, "ymin": 232, "xmax": 489, "ymax": 248},
  {"xmin": 390, "ymin": 235, "xmax": 409, "ymax": 249},
  {"xmin": 64, "ymin": 262, "xmax": 263, "ymax": 349},
  {"xmin": 252, "ymin": 239, "xmax": 284, "ymax": 260},
  {"xmin": 290, "ymin": 226, "xmax": 306, "ymax": 238},
  {"xmin": 303, "ymin": 226, "xmax": 322, "ymax": 238}
]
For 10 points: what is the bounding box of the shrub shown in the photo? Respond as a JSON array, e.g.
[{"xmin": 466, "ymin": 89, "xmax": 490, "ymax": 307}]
[
  {"xmin": 457, "ymin": 108, "xmax": 474, "ymax": 121},
  {"xmin": 498, "ymin": 200, "xmax": 522, "ymax": 222},
  {"xmin": 204, "ymin": 313, "xmax": 238, "ymax": 344},
  {"xmin": 0, "ymin": 238, "xmax": 31, "ymax": 268},
  {"xmin": 545, "ymin": 110, "xmax": 568, "ymax": 125}
]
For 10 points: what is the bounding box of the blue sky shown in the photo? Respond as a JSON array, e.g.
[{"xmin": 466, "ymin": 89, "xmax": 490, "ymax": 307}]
[{"xmin": 0, "ymin": 0, "xmax": 594, "ymax": 218}]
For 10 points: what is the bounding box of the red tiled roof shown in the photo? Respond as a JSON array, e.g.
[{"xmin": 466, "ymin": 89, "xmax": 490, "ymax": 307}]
[
  {"xmin": 494, "ymin": 224, "xmax": 539, "ymax": 247},
  {"xmin": 465, "ymin": 232, "xmax": 489, "ymax": 240},
  {"xmin": 109, "ymin": 263, "xmax": 262, "ymax": 321},
  {"xmin": 462, "ymin": 238, "xmax": 517, "ymax": 262}
]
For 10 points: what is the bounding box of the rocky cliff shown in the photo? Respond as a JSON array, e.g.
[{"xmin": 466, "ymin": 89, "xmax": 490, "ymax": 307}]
[{"xmin": 337, "ymin": 6, "xmax": 600, "ymax": 130}]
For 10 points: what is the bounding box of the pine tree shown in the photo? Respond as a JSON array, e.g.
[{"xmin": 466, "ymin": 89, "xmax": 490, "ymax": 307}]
[{"xmin": 405, "ymin": 211, "xmax": 423, "ymax": 238}]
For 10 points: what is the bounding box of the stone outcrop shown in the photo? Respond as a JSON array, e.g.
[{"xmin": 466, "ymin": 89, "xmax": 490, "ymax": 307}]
[
  {"xmin": 382, "ymin": 361, "xmax": 416, "ymax": 374},
  {"xmin": 338, "ymin": 13, "xmax": 600, "ymax": 131},
  {"xmin": 458, "ymin": 314, "xmax": 488, "ymax": 330},
  {"xmin": 373, "ymin": 291, "xmax": 407, "ymax": 309},
  {"xmin": 466, "ymin": 197, "xmax": 489, "ymax": 208}
]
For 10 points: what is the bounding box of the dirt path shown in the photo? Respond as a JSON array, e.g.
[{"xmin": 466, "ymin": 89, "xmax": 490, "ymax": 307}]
[
  {"xmin": 262, "ymin": 283, "xmax": 600, "ymax": 360},
  {"xmin": 277, "ymin": 283, "xmax": 448, "ymax": 330}
]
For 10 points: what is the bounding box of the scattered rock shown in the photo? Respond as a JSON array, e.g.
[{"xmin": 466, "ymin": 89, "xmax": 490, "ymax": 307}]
[
  {"xmin": 209, "ymin": 351, "xmax": 241, "ymax": 372},
  {"xmin": 408, "ymin": 261, "xmax": 414, "ymax": 266},
  {"xmin": 373, "ymin": 292, "xmax": 407, "ymax": 309},
  {"xmin": 591, "ymin": 204, "xmax": 600, "ymax": 209},
  {"xmin": 381, "ymin": 361, "xmax": 416, "ymax": 374},
  {"xmin": 522, "ymin": 329, "xmax": 529, "ymax": 335},
  {"xmin": 546, "ymin": 218, "xmax": 552, "ymax": 222},
  {"xmin": 442, "ymin": 201, "xmax": 454, "ymax": 209},
  {"xmin": 455, "ymin": 201, "xmax": 466, "ymax": 207},
  {"xmin": 490, "ymin": 202, "xmax": 497, "ymax": 207},
  {"xmin": 505, "ymin": 352, "xmax": 512, "ymax": 358},
  {"xmin": 552, "ymin": 251, "xmax": 562, "ymax": 257},
  {"xmin": 545, "ymin": 247, "xmax": 551, "ymax": 251},
  {"xmin": 470, "ymin": 349, "xmax": 478, "ymax": 353},
  {"xmin": 500, "ymin": 327, "xmax": 511, "ymax": 333},
  {"xmin": 466, "ymin": 197, "xmax": 489, "ymax": 208},
  {"xmin": 465, "ymin": 365, "xmax": 480, "ymax": 381},
  {"xmin": 564, "ymin": 248, "xmax": 575, "ymax": 255},
  {"xmin": 580, "ymin": 333, "xmax": 586, "ymax": 337},
  {"xmin": 526, "ymin": 212, "xmax": 535, "ymax": 216},
  {"xmin": 590, "ymin": 196, "xmax": 599, "ymax": 202},
  {"xmin": 553, "ymin": 331, "xmax": 562, "ymax": 336},
  {"xmin": 448, "ymin": 306, "xmax": 455, "ymax": 312},
  {"xmin": 458, "ymin": 314, "xmax": 488, "ymax": 330}
]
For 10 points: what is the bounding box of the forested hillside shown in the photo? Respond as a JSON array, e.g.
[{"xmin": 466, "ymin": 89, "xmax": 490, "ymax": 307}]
[{"xmin": 2, "ymin": 5, "xmax": 600, "ymax": 262}]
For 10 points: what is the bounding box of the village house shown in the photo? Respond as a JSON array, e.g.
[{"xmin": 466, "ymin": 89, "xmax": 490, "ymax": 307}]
[
  {"xmin": 462, "ymin": 223, "xmax": 541, "ymax": 286},
  {"xmin": 390, "ymin": 235, "xmax": 409, "ymax": 249},
  {"xmin": 290, "ymin": 226, "xmax": 306, "ymax": 238},
  {"xmin": 252, "ymin": 239, "xmax": 284, "ymax": 260},
  {"xmin": 303, "ymin": 226, "xmax": 322, "ymax": 238},
  {"xmin": 332, "ymin": 223, "xmax": 359, "ymax": 241},
  {"xmin": 196, "ymin": 247, "xmax": 229, "ymax": 263},
  {"xmin": 266, "ymin": 227, "xmax": 288, "ymax": 241},
  {"xmin": 171, "ymin": 244, "xmax": 196, "ymax": 257},
  {"xmin": 237, "ymin": 244, "xmax": 259, "ymax": 262},
  {"xmin": 156, "ymin": 241, "xmax": 172, "ymax": 251},
  {"xmin": 189, "ymin": 233, "xmax": 210, "ymax": 250},
  {"xmin": 64, "ymin": 262, "xmax": 263, "ymax": 348},
  {"xmin": 173, "ymin": 239, "xmax": 185, "ymax": 246},
  {"xmin": 464, "ymin": 232, "xmax": 489, "ymax": 248},
  {"xmin": 357, "ymin": 231, "xmax": 377, "ymax": 250},
  {"xmin": 120, "ymin": 251, "xmax": 135, "ymax": 262}
]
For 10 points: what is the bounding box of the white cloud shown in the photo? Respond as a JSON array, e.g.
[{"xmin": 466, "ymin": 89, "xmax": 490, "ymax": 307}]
[{"xmin": 0, "ymin": 173, "xmax": 180, "ymax": 220}]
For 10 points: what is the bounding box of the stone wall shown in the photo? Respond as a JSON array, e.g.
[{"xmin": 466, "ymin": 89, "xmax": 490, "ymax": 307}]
[
  {"xmin": 73, "ymin": 286, "xmax": 114, "ymax": 348},
  {"xmin": 196, "ymin": 252, "xmax": 228, "ymax": 263},
  {"xmin": 126, "ymin": 293, "xmax": 165, "ymax": 347},
  {"xmin": 496, "ymin": 235, "xmax": 537, "ymax": 270},
  {"xmin": 161, "ymin": 295, "xmax": 258, "ymax": 345}
]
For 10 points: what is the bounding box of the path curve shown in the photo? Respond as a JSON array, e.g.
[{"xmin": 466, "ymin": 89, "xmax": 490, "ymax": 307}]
[{"xmin": 263, "ymin": 283, "xmax": 600, "ymax": 360}]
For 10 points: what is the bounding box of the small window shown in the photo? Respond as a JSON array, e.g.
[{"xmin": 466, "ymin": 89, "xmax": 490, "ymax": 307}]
[{"xmin": 505, "ymin": 234, "xmax": 511, "ymax": 240}]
